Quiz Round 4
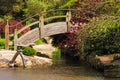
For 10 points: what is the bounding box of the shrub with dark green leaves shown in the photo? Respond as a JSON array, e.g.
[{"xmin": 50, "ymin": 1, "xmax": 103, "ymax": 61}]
[
  {"xmin": 0, "ymin": 38, "xmax": 5, "ymax": 49},
  {"xmin": 78, "ymin": 15, "xmax": 120, "ymax": 57},
  {"xmin": 96, "ymin": 1, "xmax": 120, "ymax": 15},
  {"xmin": 22, "ymin": 46, "xmax": 37, "ymax": 56}
]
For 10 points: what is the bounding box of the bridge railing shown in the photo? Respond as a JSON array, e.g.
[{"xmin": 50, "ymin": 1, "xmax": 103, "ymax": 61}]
[
  {"xmin": 39, "ymin": 11, "xmax": 71, "ymax": 38},
  {"xmin": 15, "ymin": 11, "xmax": 71, "ymax": 36},
  {"xmin": 7, "ymin": 9, "xmax": 72, "ymax": 50}
]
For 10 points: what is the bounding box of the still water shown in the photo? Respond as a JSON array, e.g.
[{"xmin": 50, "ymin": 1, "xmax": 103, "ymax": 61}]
[{"xmin": 0, "ymin": 57, "xmax": 119, "ymax": 80}]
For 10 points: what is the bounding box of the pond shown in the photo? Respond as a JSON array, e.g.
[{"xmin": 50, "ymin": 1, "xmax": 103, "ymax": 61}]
[{"xmin": 0, "ymin": 56, "xmax": 119, "ymax": 80}]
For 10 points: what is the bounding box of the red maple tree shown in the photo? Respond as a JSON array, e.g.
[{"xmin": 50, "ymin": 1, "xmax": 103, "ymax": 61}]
[{"xmin": 0, "ymin": 20, "xmax": 30, "ymax": 37}]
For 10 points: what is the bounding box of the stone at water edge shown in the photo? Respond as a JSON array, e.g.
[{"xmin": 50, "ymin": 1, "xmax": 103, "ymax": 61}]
[{"xmin": 0, "ymin": 50, "xmax": 53, "ymax": 68}]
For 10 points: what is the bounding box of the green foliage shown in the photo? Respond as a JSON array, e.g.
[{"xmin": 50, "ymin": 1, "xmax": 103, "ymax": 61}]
[
  {"xmin": 60, "ymin": 0, "xmax": 77, "ymax": 8},
  {"xmin": 3, "ymin": 15, "xmax": 13, "ymax": 20},
  {"xmin": 78, "ymin": 15, "xmax": 120, "ymax": 57},
  {"xmin": 0, "ymin": 18, "xmax": 3, "ymax": 22},
  {"xmin": 34, "ymin": 39, "xmax": 45, "ymax": 45},
  {"xmin": 26, "ymin": 0, "xmax": 53, "ymax": 15},
  {"xmin": 0, "ymin": 38, "xmax": 5, "ymax": 49},
  {"xmin": 26, "ymin": 0, "xmax": 77, "ymax": 15},
  {"xmin": 52, "ymin": 49, "xmax": 61, "ymax": 63},
  {"xmin": 0, "ymin": 0, "xmax": 24, "ymax": 15},
  {"xmin": 22, "ymin": 46, "xmax": 37, "ymax": 56},
  {"xmin": 96, "ymin": 0, "xmax": 120, "ymax": 15}
]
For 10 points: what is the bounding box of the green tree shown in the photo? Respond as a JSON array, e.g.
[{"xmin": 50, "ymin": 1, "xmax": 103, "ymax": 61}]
[
  {"xmin": 0, "ymin": 0, "xmax": 26, "ymax": 20},
  {"xmin": 26, "ymin": 0, "xmax": 77, "ymax": 15},
  {"xmin": 96, "ymin": 0, "xmax": 120, "ymax": 15},
  {"xmin": 78, "ymin": 15, "xmax": 120, "ymax": 58}
]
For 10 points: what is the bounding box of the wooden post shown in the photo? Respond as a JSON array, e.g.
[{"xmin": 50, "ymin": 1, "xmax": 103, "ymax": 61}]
[
  {"xmin": 39, "ymin": 15, "xmax": 44, "ymax": 38},
  {"xmin": 5, "ymin": 20, "xmax": 9, "ymax": 50},
  {"xmin": 66, "ymin": 11, "xmax": 71, "ymax": 32},
  {"xmin": 14, "ymin": 29, "xmax": 18, "ymax": 50}
]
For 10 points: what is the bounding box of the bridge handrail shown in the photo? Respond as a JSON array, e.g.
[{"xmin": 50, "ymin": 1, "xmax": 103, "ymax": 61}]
[
  {"xmin": 44, "ymin": 15, "xmax": 66, "ymax": 21},
  {"xmin": 9, "ymin": 21, "xmax": 39, "ymax": 36},
  {"xmin": 17, "ymin": 21, "xmax": 39, "ymax": 35},
  {"xmin": 17, "ymin": 15, "xmax": 67, "ymax": 35},
  {"xmin": 9, "ymin": 14, "xmax": 39, "ymax": 28},
  {"xmin": 9, "ymin": 9, "xmax": 74, "ymax": 35},
  {"xmin": 10, "ymin": 14, "xmax": 68, "ymax": 37},
  {"xmin": 10, "ymin": 9, "xmax": 76, "ymax": 27}
]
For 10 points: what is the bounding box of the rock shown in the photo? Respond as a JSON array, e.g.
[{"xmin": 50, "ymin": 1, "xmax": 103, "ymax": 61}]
[
  {"xmin": 0, "ymin": 50, "xmax": 53, "ymax": 68},
  {"xmin": 36, "ymin": 52, "xmax": 50, "ymax": 58},
  {"xmin": 8, "ymin": 63, "xmax": 14, "ymax": 67},
  {"xmin": 28, "ymin": 56, "xmax": 53, "ymax": 68},
  {"xmin": 26, "ymin": 60, "xmax": 32, "ymax": 68},
  {"xmin": 33, "ymin": 44, "xmax": 56, "ymax": 58}
]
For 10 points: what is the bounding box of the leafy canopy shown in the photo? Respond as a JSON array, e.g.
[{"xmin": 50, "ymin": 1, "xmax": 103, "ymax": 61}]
[{"xmin": 26, "ymin": 0, "xmax": 77, "ymax": 15}]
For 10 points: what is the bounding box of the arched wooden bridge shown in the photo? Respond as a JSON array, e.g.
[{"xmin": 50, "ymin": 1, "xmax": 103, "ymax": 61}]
[
  {"xmin": 18, "ymin": 22, "xmax": 67, "ymax": 45},
  {"xmin": 9, "ymin": 10, "xmax": 72, "ymax": 49}
]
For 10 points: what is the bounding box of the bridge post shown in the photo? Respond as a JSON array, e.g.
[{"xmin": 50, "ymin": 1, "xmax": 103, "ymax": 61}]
[
  {"xmin": 39, "ymin": 15, "xmax": 44, "ymax": 38},
  {"xmin": 66, "ymin": 11, "xmax": 71, "ymax": 32},
  {"xmin": 14, "ymin": 29, "xmax": 18, "ymax": 50},
  {"xmin": 5, "ymin": 20, "xmax": 9, "ymax": 50}
]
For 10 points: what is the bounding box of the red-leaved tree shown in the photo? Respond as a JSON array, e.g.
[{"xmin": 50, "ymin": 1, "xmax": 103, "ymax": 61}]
[{"xmin": 0, "ymin": 20, "xmax": 30, "ymax": 37}]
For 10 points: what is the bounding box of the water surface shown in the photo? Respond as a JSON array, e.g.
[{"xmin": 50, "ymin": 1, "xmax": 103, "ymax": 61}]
[{"xmin": 0, "ymin": 57, "xmax": 119, "ymax": 80}]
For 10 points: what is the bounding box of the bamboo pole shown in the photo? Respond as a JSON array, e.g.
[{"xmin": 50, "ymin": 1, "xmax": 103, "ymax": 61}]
[{"xmin": 5, "ymin": 20, "xmax": 9, "ymax": 50}]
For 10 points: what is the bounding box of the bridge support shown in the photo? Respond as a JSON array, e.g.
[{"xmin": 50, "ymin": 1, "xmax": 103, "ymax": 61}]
[
  {"xmin": 14, "ymin": 29, "xmax": 18, "ymax": 50},
  {"xmin": 39, "ymin": 15, "xmax": 44, "ymax": 38},
  {"xmin": 5, "ymin": 20, "xmax": 9, "ymax": 50},
  {"xmin": 9, "ymin": 43, "xmax": 26, "ymax": 68},
  {"xmin": 66, "ymin": 11, "xmax": 71, "ymax": 32}
]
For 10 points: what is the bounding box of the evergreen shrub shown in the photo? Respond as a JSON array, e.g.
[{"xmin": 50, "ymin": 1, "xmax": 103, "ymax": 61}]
[
  {"xmin": 22, "ymin": 46, "xmax": 37, "ymax": 56},
  {"xmin": 34, "ymin": 39, "xmax": 45, "ymax": 45},
  {"xmin": 0, "ymin": 38, "xmax": 5, "ymax": 49},
  {"xmin": 78, "ymin": 15, "xmax": 120, "ymax": 57}
]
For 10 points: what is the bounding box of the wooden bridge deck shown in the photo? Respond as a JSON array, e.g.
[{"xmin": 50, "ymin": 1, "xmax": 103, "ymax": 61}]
[{"xmin": 18, "ymin": 22, "xmax": 67, "ymax": 45}]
